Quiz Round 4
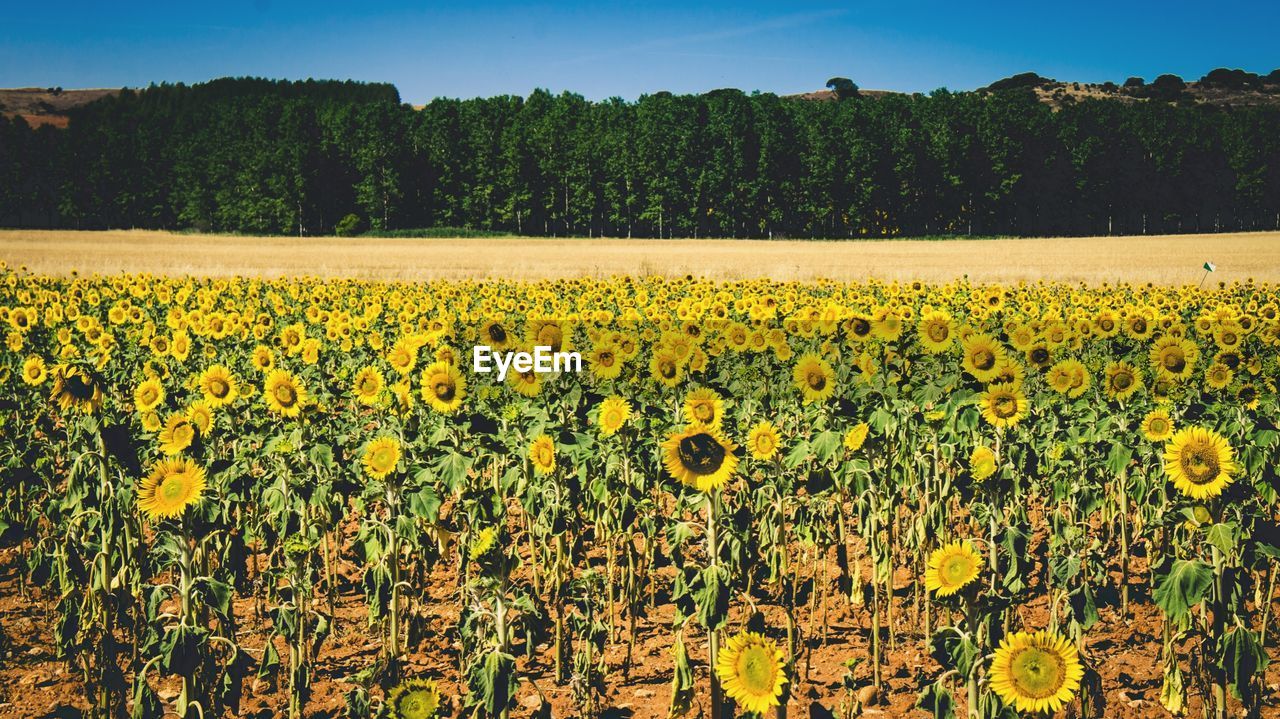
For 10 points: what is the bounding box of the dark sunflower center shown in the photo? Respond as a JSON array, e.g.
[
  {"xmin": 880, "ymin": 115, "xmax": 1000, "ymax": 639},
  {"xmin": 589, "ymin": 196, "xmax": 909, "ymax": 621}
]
[
  {"xmin": 852, "ymin": 319, "xmax": 871, "ymax": 336},
  {"xmin": 1163, "ymin": 351, "xmax": 1185, "ymax": 372},
  {"xmin": 433, "ymin": 379, "xmax": 456, "ymax": 401},
  {"xmin": 1113, "ymin": 372, "xmax": 1133, "ymax": 390},
  {"xmin": 993, "ymin": 394, "xmax": 1018, "ymax": 418},
  {"xmin": 1180, "ymin": 445, "xmax": 1219, "ymax": 484},
  {"xmin": 1030, "ymin": 347, "xmax": 1049, "ymax": 364},
  {"xmin": 209, "ymin": 379, "xmax": 229, "ymax": 398},
  {"xmin": 972, "ymin": 349, "xmax": 996, "ymax": 371},
  {"xmin": 488, "ymin": 325, "xmax": 507, "ymax": 343},
  {"xmin": 274, "ymin": 385, "xmax": 296, "ymax": 406},
  {"xmin": 67, "ymin": 375, "xmax": 96, "ymax": 400},
  {"xmin": 927, "ymin": 323, "xmax": 948, "ymax": 342},
  {"xmin": 677, "ymin": 433, "xmax": 726, "ymax": 475},
  {"xmin": 806, "ymin": 370, "xmax": 826, "ymax": 391}
]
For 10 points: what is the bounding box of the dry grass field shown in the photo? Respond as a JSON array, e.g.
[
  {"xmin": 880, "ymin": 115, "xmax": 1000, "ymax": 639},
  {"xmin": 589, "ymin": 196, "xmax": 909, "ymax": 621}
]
[{"xmin": 1, "ymin": 228, "xmax": 1279, "ymax": 284}]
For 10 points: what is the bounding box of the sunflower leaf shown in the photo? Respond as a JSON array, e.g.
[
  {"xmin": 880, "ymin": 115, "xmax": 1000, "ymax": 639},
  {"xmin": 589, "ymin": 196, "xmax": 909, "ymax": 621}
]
[{"xmin": 1152, "ymin": 558, "xmax": 1214, "ymax": 623}]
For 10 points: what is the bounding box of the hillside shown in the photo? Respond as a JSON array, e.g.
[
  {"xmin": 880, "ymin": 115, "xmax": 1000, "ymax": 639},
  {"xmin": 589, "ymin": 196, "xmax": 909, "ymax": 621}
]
[{"xmin": 0, "ymin": 87, "xmax": 119, "ymax": 128}]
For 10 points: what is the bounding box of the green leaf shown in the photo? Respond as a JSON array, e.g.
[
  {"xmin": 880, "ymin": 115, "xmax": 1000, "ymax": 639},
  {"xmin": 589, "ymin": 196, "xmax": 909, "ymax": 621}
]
[
  {"xmin": 407, "ymin": 486, "xmax": 442, "ymax": 523},
  {"xmin": 466, "ymin": 650, "xmax": 517, "ymax": 715},
  {"xmin": 1218, "ymin": 627, "xmax": 1269, "ymax": 702},
  {"xmin": 1205, "ymin": 522, "xmax": 1238, "ymax": 557},
  {"xmin": 131, "ymin": 670, "xmax": 163, "ymax": 719},
  {"xmin": 1105, "ymin": 443, "xmax": 1133, "ymax": 475},
  {"xmin": 1152, "ymin": 559, "xmax": 1214, "ymax": 623},
  {"xmin": 811, "ymin": 430, "xmax": 842, "ymax": 463},
  {"xmin": 668, "ymin": 631, "xmax": 695, "ymax": 718}
]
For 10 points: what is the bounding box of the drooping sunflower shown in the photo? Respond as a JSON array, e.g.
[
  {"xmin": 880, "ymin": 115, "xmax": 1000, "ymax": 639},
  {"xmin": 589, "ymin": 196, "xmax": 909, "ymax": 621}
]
[
  {"xmin": 923, "ymin": 540, "xmax": 982, "ymax": 597},
  {"xmin": 1164, "ymin": 426, "xmax": 1236, "ymax": 500},
  {"xmin": 1140, "ymin": 408, "xmax": 1174, "ymax": 442},
  {"xmin": 978, "ymin": 382, "xmax": 1029, "ymax": 428},
  {"xmin": 793, "ymin": 353, "xmax": 836, "ymax": 403},
  {"xmin": 50, "ymin": 364, "xmax": 104, "ymax": 414},
  {"xmin": 844, "ymin": 422, "xmax": 870, "ymax": 452},
  {"xmin": 970, "ymin": 445, "xmax": 997, "ymax": 481},
  {"xmin": 352, "ymin": 365, "xmax": 384, "ymax": 406},
  {"xmin": 263, "ymin": 369, "xmax": 307, "ymax": 418},
  {"xmin": 747, "ymin": 421, "xmax": 782, "ymax": 461},
  {"xmin": 989, "ymin": 630, "xmax": 1084, "ymax": 715},
  {"xmin": 662, "ymin": 425, "xmax": 738, "ymax": 492},
  {"xmin": 134, "ymin": 378, "xmax": 165, "ymax": 413},
  {"xmin": 1103, "ymin": 361, "xmax": 1143, "ymax": 401},
  {"xmin": 715, "ymin": 631, "xmax": 788, "ymax": 716},
  {"xmin": 420, "ymin": 361, "xmax": 466, "ymax": 414},
  {"xmin": 21, "ymin": 356, "xmax": 47, "ymax": 385},
  {"xmin": 469, "ymin": 527, "xmax": 497, "ymax": 561},
  {"xmin": 198, "ymin": 365, "xmax": 237, "ymax": 407},
  {"xmin": 529, "ymin": 434, "xmax": 557, "ymax": 475},
  {"xmin": 386, "ymin": 677, "xmax": 441, "ymax": 719},
  {"xmin": 137, "ymin": 458, "xmax": 207, "ymax": 520},
  {"xmin": 363, "ymin": 436, "xmax": 402, "ymax": 480},
  {"xmin": 683, "ymin": 387, "xmax": 725, "ymax": 428},
  {"xmin": 597, "ymin": 396, "xmax": 631, "ymax": 437}
]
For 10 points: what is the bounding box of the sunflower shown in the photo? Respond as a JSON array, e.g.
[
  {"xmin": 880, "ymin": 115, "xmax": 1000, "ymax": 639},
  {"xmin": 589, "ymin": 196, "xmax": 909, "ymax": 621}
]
[
  {"xmin": 469, "ymin": 527, "xmax": 497, "ymax": 561},
  {"xmin": 198, "ymin": 365, "xmax": 237, "ymax": 407},
  {"xmin": 649, "ymin": 349, "xmax": 684, "ymax": 388},
  {"xmin": 1140, "ymin": 408, "xmax": 1174, "ymax": 442},
  {"xmin": 386, "ymin": 677, "xmax": 441, "ymax": 719},
  {"xmin": 978, "ymin": 383, "xmax": 1029, "ymax": 428},
  {"xmin": 793, "ymin": 354, "xmax": 836, "ymax": 403},
  {"xmin": 715, "ymin": 631, "xmax": 788, "ymax": 716},
  {"xmin": 187, "ymin": 401, "xmax": 214, "ymax": 435},
  {"xmin": 917, "ymin": 310, "xmax": 956, "ymax": 354},
  {"xmin": 1046, "ymin": 359, "xmax": 1090, "ymax": 398},
  {"xmin": 137, "ymin": 458, "xmax": 207, "ymax": 520},
  {"xmin": 1150, "ymin": 336, "xmax": 1198, "ymax": 380},
  {"xmin": 960, "ymin": 334, "xmax": 1007, "ymax": 383},
  {"xmin": 21, "ymin": 356, "xmax": 47, "ymax": 385},
  {"xmin": 263, "ymin": 369, "xmax": 307, "ymax": 418},
  {"xmin": 844, "ymin": 423, "xmax": 869, "ymax": 452},
  {"xmin": 507, "ymin": 368, "xmax": 542, "ymax": 397},
  {"xmin": 747, "ymin": 421, "xmax": 781, "ymax": 461},
  {"xmin": 597, "ymin": 396, "xmax": 631, "ymax": 437},
  {"xmin": 989, "ymin": 631, "xmax": 1084, "ymax": 715},
  {"xmin": 1204, "ymin": 362, "xmax": 1233, "ymax": 390},
  {"xmin": 662, "ymin": 426, "xmax": 738, "ymax": 492},
  {"xmin": 529, "ymin": 434, "xmax": 556, "ymax": 475},
  {"xmin": 134, "ymin": 378, "xmax": 165, "ymax": 412},
  {"xmin": 420, "ymin": 361, "xmax": 466, "ymax": 414},
  {"xmin": 1164, "ymin": 427, "xmax": 1235, "ymax": 500},
  {"xmin": 683, "ymin": 387, "xmax": 725, "ymax": 428},
  {"xmin": 587, "ymin": 343, "xmax": 625, "ymax": 380},
  {"xmin": 363, "ymin": 436, "xmax": 401, "ymax": 480},
  {"xmin": 970, "ymin": 446, "xmax": 997, "ymax": 481},
  {"xmin": 352, "ymin": 365, "xmax": 384, "ymax": 405},
  {"xmin": 1103, "ymin": 361, "xmax": 1143, "ymax": 401},
  {"xmin": 923, "ymin": 541, "xmax": 982, "ymax": 597},
  {"xmin": 50, "ymin": 364, "xmax": 104, "ymax": 414},
  {"xmin": 158, "ymin": 414, "xmax": 196, "ymax": 454}
]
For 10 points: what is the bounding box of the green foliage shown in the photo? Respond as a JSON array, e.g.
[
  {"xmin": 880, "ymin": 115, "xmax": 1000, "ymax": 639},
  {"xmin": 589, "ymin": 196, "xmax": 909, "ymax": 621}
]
[
  {"xmin": 335, "ymin": 213, "xmax": 364, "ymax": 236},
  {"xmin": 3, "ymin": 77, "xmax": 1280, "ymax": 237}
]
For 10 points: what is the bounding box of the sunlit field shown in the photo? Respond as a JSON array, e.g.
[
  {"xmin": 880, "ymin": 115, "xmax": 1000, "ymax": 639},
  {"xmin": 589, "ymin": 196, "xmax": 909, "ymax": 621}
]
[
  {"xmin": 3, "ymin": 229, "xmax": 1280, "ymax": 284},
  {"xmin": 2, "ymin": 260, "xmax": 1279, "ymax": 719}
]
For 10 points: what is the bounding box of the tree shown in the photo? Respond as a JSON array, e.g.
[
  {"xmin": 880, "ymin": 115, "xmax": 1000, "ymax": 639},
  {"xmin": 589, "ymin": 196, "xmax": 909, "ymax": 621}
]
[{"xmin": 825, "ymin": 77, "xmax": 860, "ymax": 101}]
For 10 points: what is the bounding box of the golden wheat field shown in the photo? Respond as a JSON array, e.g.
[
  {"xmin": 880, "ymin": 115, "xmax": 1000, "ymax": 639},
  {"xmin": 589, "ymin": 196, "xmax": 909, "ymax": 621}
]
[{"xmin": 2, "ymin": 229, "xmax": 1280, "ymax": 283}]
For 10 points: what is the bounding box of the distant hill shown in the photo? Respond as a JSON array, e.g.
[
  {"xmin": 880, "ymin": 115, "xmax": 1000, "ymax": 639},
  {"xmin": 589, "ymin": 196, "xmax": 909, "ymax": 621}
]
[
  {"xmin": 794, "ymin": 68, "xmax": 1280, "ymax": 108},
  {"xmin": 0, "ymin": 87, "xmax": 119, "ymax": 128}
]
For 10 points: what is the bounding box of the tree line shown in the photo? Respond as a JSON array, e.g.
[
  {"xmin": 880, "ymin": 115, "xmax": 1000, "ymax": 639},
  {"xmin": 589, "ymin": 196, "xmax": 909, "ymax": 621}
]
[{"xmin": 2, "ymin": 76, "xmax": 1279, "ymax": 238}]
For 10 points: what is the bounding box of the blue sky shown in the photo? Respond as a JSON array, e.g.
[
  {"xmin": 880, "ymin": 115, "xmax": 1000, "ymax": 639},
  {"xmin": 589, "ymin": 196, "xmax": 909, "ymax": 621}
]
[{"xmin": 2, "ymin": 1, "xmax": 1277, "ymax": 103}]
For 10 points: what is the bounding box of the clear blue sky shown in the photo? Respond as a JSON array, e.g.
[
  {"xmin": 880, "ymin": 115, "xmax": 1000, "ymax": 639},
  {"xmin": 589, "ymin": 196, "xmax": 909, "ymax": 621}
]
[{"xmin": 2, "ymin": 1, "xmax": 1277, "ymax": 103}]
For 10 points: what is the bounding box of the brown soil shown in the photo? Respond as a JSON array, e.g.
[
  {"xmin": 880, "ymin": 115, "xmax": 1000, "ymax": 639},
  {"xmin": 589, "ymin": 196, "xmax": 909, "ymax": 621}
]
[{"xmin": 1, "ymin": 536, "xmax": 1277, "ymax": 719}]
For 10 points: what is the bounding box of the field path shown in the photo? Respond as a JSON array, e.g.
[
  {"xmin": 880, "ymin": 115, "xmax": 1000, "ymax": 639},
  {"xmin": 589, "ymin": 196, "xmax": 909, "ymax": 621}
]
[{"xmin": 2, "ymin": 229, "xmax": 1279, "ymax": 284}]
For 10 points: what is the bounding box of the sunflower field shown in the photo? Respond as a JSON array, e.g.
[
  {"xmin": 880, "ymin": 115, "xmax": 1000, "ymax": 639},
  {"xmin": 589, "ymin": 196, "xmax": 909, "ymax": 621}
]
[{"xmin": 1, "ymin": 264, "xmax": 1279, "ymax": 719}]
